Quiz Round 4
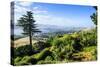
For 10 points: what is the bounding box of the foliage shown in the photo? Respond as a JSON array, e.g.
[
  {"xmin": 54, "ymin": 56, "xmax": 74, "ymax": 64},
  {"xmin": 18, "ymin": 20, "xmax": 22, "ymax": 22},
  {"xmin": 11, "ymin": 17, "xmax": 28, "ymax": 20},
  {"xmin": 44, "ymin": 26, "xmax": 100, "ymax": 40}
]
[
  {"xmin": 71, "ymin": 48, "xmax": 96, "ymax": 62},
  {"xmin": 33, "ymin": 48, "xmax": 52, "ymax": 60},
  {"xmin": 14, "ymin": 55, "xmax": 38, "ymax": 65},
  {"xmin": 37, "ymin": 56, "xmax": 54, "ymax": 64},
  {"xmin": 17, "ymin": 11, "xmax": 41, "ymax": 47},
  {"xmin": 14, "ymin": 45, "xmax": 35, "ymax": 58},
  {"xmin": 90, "ymin": 6, "xmax": 97, "ymax": 26},
  {"xmin": 83, "ymin": 46, "xmax": 97, "ymax": 60},
  {"xmin": 17, "ymin": 11, "xmax": 40, "ymax": 36},
  {"xmin": 12, "ymin": 29, "xmax": 97, "ymax": 65},
  {"xmin": 33, "ymin": 41, "xmax": 51, "ymax": 51}
]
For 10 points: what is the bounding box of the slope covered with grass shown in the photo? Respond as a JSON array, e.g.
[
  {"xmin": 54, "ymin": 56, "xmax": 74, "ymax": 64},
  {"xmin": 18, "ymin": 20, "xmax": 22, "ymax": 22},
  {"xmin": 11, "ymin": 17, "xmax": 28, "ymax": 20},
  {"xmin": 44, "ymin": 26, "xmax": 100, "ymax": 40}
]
[{"xmin": 11, "ymin": 29, "xmax": 97, "ymax": 66}]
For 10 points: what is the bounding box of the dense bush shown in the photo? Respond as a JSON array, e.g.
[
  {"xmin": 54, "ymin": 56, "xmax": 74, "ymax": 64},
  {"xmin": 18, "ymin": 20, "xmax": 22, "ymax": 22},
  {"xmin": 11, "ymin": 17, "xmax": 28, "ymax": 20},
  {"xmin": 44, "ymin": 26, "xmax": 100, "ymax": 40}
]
[
  {"xmin": 37, "ymin": 56, "xmax": 54, "ymax": 64},
  {"xmin": 14, "ymin": 56, "xmax": 37, "ymax": 65},
  {"xmin": 14, "ymin": 45, "xmax": 35, "ymax": 58},
  {"xmin": 12, "ymin": 29, "xmax": 97, "ymax": 65},
  {"xmin": 33, "ymin": 48, "xmax": 52, "ymax": 60},
  {"xmin": 33, "ymin": 41, "xmax": 51, "ymax": 51},
  {"xmin": 79, "ymin": 29, "xmax": 97, "ymax": 47}
]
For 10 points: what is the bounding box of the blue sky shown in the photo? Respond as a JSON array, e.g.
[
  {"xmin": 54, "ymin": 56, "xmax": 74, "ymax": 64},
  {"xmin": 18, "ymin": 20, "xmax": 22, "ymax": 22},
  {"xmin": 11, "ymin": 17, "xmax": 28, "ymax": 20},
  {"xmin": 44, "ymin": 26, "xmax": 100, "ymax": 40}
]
[{"xmin": 14, "ymin": 1, "xmax": 96, "ymax": 27}]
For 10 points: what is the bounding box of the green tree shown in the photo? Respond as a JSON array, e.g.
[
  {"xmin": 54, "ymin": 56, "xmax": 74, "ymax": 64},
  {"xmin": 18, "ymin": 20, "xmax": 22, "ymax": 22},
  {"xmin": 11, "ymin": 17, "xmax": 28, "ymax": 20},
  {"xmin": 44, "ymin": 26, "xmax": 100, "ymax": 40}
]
[
  {"xmin": 17, "ymin": 11, "xmax": 41, "ymax": 49},
  {"xmin": 90, "ymin": 6, "xmax": 97, "ymax": 26}
]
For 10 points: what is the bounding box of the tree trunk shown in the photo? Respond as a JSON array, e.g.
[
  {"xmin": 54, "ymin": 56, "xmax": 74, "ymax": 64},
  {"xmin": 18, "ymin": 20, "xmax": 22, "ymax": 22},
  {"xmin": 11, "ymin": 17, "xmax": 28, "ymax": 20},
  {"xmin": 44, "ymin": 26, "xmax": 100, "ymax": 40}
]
[
  {"xmin": 29, "ymin": 21, "xmax": 32, "ymax": 51},
  {"xmin": 29, "ymin": 33, "xmax": 32, "ymax": 45}
]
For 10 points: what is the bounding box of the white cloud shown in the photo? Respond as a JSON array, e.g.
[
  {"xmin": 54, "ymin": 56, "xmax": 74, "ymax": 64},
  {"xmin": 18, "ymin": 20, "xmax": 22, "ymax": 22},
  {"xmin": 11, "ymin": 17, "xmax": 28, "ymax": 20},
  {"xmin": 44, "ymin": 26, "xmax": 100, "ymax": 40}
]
[
  {"xmin": 33, "ymin": 6, "xmax": 39, "ymax": 10},
  {"xmin": 18, "ymin": 1, "xmax": 33, "ymax": 7},
  {"xmin": 33, "ymin": 10, "xmax": 48, "ymax": 14},
  {"xmin": 14, "ymin": 2, "xmax": 75, "ymax": 27},
  {"xmin": 31, "ymin": 6, "xmax": 48, "ymax": 14},
  {"xmin": 34, "ymin": 14, "xmax": 73, "ymax": 27},
  {"xmin": 15, "ymin": 4, "xmax": 29, "ymax": 14},
  {"xmin": 14, "ymin": 2, "xmax": 74, "ymax": 27},
  {"xmin": 14, "ymin": 3, "xmax": 30, "ymax": 23},
  {"xmin": 14, "ymin": 2, "xmax": 48, "ymax": 23},
  {"xmin": 15, "ymin": 2, "xmax": 48, "ymax": 14}
]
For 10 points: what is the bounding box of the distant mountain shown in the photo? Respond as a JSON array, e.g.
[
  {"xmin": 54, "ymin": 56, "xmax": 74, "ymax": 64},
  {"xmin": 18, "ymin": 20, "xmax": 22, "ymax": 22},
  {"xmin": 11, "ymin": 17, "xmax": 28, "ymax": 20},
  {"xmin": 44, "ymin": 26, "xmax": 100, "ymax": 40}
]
[
  {"xmin": 13, "ymin": 24, "xmax": 91, "ymax": 36},
  {"xmin": 36, "ymin": 24, "xmax": 86, "ymax": 33}
]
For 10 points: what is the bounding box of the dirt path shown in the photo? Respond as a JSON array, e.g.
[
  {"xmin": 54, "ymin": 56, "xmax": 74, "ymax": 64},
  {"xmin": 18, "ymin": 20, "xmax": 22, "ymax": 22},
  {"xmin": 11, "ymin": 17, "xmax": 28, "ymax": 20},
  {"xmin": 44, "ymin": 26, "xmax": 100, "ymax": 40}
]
[{"xmin": 14, "ymin": 37, "xmax": 38, "ymax": 47}]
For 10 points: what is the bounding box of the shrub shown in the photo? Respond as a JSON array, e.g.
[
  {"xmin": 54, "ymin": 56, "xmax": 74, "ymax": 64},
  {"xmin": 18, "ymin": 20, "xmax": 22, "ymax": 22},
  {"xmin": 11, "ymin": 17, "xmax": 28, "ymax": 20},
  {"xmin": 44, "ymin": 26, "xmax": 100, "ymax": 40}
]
[
  {"xmin": 37, "ymin": 60, "xmax": 56, "ymax": 64},
  {"xmin": 71, "ymin": 32, "xmax": 79, "ymax": 38},
  {"xmin": 79, "ymin": 29, "xmax": 97, "ymax": 47},
  {"xmin": 83, "ymin": 46, "xmax": 97, "ymax": 60},
  {"xmin": 46, "ymin": 36, "xmax": 54, "ymax": 45},
  {"xmin": 71, "ymin": 52, "xmax": 83, "ymax": 61},
  {"xmin": 52, "ymin": 37, "xmax": 63, "ymax": 47},
  {"xmin": 21, "ymin": 56, "xmax": 31, "ymax": 63},
  {"xmin": 72, "ymin": 38, "xmax": 83, "ymax": 52},
  {"xmin": 14, "ymin": 57, "xmax": 22, "ymax": 63},
  {"xmin": 71, "ymin": 46, "xmax": 97, "ymax": 62},
  {"xmin": 14, "ymin": 56, "xmax": 37, "ymax": 65},
  {"xmin": 14, "ymin": 45, "xmax": 35, "ymax": 57},
  {"xmin": 14, "ymin": 56, "xmax": 31, "ymax": 65},
  {"xmin": 33, "ymin": 41, "xmax": 51, "ymax": 51},
  {"xmin": 45, "ymin": 56, "xmax": 53, "ymax": 61},
  {"xmin": 33, "ymin": 48, "xmax": 51, "ymax": 60},
  {"xmin": 33, "ymin": 41, "xmax": 45, "ymax": 51}
]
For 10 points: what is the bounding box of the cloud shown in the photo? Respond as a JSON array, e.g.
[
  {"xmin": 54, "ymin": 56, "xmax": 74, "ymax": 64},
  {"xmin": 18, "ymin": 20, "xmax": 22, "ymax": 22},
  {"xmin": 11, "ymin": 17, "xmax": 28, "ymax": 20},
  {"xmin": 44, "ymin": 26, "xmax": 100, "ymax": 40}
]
[
  {"xmin": 14, "ymin": 2, "xmax": 48, "ymax": 23},
  {"xmin": 15, "ymin": 1, "xmax": 48, "ymax": 14},
  {"xmin": 33, "ymin": 10, "xmax": 48, "ymax": 14},
  {"xmin": 14, "ymin": 1, "xmax": 72, "ymax": 27},
  {"xmin": 34, "ymin": 14, "xmax": 73, "ymax": 27},
  {"xmin": 17, "ymin": 1, "xmax": 33, "ymax": 7},
  {"xmin": 33, "ymin": 6, "xmax": 39, "ymax": 10},
  {"xmin": 14, "ymin": 2, "xmax": 80, "ymax": 27},
  {"xmin": 15, "ymin": 4, "xmax": 29, "ymax": 14}
]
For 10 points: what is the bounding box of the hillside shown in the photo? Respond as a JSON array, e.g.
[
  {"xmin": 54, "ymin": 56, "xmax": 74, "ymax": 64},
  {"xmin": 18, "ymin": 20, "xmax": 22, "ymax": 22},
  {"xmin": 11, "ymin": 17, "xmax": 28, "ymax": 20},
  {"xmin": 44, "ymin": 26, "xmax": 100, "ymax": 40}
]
[{"xmin": 11, "ymin": 29, "xmax": 97, "ymax": 65}]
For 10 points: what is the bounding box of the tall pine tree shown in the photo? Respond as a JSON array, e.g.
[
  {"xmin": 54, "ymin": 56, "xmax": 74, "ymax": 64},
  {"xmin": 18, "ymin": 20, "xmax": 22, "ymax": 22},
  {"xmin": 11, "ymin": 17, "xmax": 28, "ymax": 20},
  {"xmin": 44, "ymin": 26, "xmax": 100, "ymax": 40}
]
[{"xmin": 17, "ymin": 11, "xmax": 41, "ymax": 48}]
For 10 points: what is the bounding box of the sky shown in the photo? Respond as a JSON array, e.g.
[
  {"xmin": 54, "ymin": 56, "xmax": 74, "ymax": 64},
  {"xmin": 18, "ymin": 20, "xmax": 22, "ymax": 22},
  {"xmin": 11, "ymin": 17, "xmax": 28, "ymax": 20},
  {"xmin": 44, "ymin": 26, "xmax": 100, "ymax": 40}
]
[{"xmin": 14, "ymin": 1, "xmax": 96, "ymax": 27}]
